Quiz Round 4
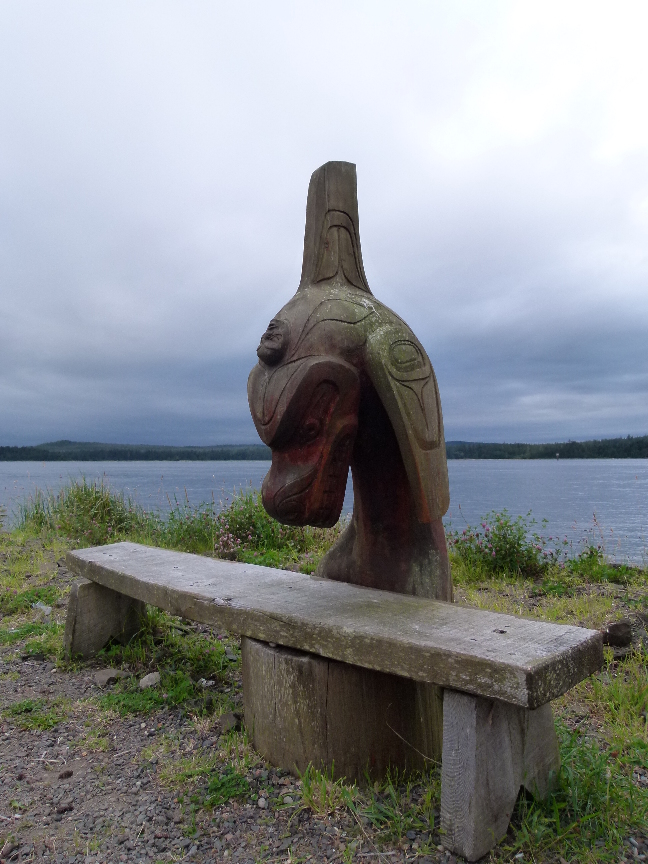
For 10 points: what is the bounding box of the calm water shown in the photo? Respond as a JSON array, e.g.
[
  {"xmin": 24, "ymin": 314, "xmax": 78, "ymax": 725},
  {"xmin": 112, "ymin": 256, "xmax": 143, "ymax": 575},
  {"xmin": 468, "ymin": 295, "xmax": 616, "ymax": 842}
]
[{"xmin": 0, "ymin": 459, "xmax": 646, "ymax": 563}]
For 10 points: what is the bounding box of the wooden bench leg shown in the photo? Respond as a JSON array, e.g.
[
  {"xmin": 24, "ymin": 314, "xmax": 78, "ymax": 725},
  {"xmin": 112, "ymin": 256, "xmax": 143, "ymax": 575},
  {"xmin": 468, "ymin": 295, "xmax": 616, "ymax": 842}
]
[
  {"xmin": 440, "ymin": 690, "xmax": 560, "ymax": 862},
  {"xmin": 63, "ymin": 578, "xmax": 146, "ymax": 659},
  {"xmin": 241, "ymin": 637, "xmax": 443, "ymax": 783}
]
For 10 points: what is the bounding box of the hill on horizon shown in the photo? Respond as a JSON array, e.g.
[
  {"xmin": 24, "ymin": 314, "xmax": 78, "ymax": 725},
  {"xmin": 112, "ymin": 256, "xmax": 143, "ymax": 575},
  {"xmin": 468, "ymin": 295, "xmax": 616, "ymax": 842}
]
[
  {"xmin": 0, "ymin": 440, "xmax": 271, "ymax": 461},
  {"xmin": 0, "ymin": 435, "xmax": 647, "ymax": 460}
]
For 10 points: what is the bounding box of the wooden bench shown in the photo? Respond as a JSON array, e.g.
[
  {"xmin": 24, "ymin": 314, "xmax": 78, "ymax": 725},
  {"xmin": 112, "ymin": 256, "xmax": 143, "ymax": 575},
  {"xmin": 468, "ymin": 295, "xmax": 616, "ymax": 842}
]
[{"xmin": 64, "ymin": 541, "xmax": 603, "ymax": 862}]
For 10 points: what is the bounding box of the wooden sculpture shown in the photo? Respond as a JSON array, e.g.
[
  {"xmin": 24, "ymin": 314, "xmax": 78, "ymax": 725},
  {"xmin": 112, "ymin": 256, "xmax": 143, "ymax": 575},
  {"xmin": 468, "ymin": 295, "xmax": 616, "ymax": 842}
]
[{"xmin": 248, "ymin": 160, "xmax": 451, "ymax": 600}]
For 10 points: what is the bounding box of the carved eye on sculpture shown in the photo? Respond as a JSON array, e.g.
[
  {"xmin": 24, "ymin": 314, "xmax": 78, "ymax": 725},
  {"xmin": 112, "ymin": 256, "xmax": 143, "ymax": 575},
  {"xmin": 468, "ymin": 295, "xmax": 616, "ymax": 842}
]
[
  {"xmin": 295, "ymin": 382, "xmax": 337, "ymax": 446},
  {"xmin": 299, "ymin": 418, "xmax": 322, "ymax": 443},
  {"xmin": 257, "ymin": 319, "xmax": 290, "ymax": 366},
  {"xmin": 389, "ymin": 339, "xmax": 424, "ymax": 373}
]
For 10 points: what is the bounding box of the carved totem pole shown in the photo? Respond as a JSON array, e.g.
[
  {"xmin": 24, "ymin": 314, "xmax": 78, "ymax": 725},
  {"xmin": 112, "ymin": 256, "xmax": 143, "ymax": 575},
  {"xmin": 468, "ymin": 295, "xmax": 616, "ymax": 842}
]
[{"xmin": 243, "ymin": 161, "xmax": 452, "ymax": 779}]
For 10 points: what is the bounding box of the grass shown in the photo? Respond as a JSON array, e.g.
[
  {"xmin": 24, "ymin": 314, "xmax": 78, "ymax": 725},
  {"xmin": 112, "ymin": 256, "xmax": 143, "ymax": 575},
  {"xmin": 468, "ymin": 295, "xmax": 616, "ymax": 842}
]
[
  {"xmin": 499, "ymin": 720, "xmax": 646, "ymax": 862},
  {"xmin": 0, "ymin": 584, "xmax": 60, "ymax": 615},
  {"xmin": 299, "ymin": 764, "xmax": 356, "ymax": 816},
  {"xmin": 23, "ymin": 622, "xmax": 64, "ymax": 658},
  {"xmin": 293, "ymin": 767, "xmax": 441, "ymax": 858},
  {"xmin": 98, "ymin": 605, "xmax": 232, "ymax": 674},
  {"xmin": 18, "ymin": 477, "xmax": 643, "ymax": 581},
  {"xmin": 362, "ymin": 776, "xmax": 438, "ymax": 841},
  {"xmin": 150, "ymin": 726, "xmax": 260, "ymax": 813},
  {"xmin": 97, "ymin": 670, "xmax": 195, "ymax": 716},
  {"xmin": 2, "ymin": 482, "xmax": 647, "ymax": 861},
  {"xmin": 2, "ymin": 696, "xmax": 70, "ymax": 730},
  {"xmin": 586, "ymin": 649, "xmax": 648, "ymax": 750},
  {"xmin": 77, "ymin": 728, "xmax": 110, "ymax": 751},
  {"xmin": 203, "ymin": 767, "xmax": 251, "ymax": 806},
  {"xmin": 0, "ymin": 528, "xmax": 68, "ymax": 592},
  {"xmin": 293, "ymin": 713, "xmax": 648, "ymax": 861},
  {"xmin": 91, "ymin": 606, "xmax": 240, "ymax": 716},
  {"xmin": 16, "ymin": 479, "xmax": 341, "ymax": 570},
  {"xmin": 0, "ymin": 621, "xmax": 55, "ymax": 645},
  {"xmin": 0, "ymin": 621, "xmax": 63, "ymax": 660}
]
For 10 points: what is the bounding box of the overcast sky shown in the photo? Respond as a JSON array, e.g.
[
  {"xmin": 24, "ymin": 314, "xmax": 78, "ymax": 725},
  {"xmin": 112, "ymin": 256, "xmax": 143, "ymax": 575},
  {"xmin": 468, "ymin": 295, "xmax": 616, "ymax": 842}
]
[{"xmin": 1, "ymin": 1, "xmax": 647, "ymax": 446}]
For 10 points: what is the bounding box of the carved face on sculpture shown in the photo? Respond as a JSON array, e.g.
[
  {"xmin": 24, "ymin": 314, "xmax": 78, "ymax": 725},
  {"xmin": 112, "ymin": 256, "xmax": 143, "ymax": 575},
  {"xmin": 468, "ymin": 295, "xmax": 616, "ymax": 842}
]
[{"xmin": 256, "ymin": 319, "xmax": 290, "ymax": 366}]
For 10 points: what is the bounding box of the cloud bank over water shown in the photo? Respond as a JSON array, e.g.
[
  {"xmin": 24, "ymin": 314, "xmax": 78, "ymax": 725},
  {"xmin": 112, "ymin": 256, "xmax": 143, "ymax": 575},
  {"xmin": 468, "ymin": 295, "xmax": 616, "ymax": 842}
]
[{"xmin": 1, "ymin": 1, "xmax": 647, "ymax": 445}]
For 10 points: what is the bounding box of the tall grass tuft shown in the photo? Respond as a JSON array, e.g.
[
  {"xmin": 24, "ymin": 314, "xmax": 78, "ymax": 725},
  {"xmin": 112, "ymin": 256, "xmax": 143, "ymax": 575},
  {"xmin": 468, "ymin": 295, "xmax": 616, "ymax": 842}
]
[
  {"xmin": 17, "ymin": 479, "xmax": 342, "ymax": 571},
  {"xmin": 503, "ymin": 719, "xmax": 648, "ymax": 860},
  {"xmin": 18, "ymin": 480, "xmax": 151, "ymax": 548}
]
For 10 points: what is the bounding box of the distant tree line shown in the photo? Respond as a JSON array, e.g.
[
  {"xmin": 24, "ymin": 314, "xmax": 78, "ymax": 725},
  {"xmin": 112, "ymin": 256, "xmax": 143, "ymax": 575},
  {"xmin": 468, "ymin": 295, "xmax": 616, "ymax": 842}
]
[
  {"xmin": 1, "ymin": 435, "xmax": 647, "ymax": 461},
  {"xmin": 445, "ymin": 435, "xmax": 648, "ymax": 459},
  {"xmin": 0, "ymin": 440, "xmax": 271, "ymax": 461}
]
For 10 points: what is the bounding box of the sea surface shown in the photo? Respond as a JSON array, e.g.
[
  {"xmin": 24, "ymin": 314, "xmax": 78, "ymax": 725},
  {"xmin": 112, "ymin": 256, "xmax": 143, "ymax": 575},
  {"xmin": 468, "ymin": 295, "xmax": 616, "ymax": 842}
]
[{"xmin": 0, "ymin": 459, "xmax": 646, "ymax": 563}]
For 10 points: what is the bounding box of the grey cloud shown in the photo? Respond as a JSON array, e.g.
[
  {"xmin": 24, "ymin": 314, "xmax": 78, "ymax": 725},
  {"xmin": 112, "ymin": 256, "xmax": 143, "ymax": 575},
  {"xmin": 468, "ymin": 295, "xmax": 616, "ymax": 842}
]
[
  {"xmin": 1, "ymin": 2, "xmax": 647, "ymax": 446},
  {"xmin": 0, "ymin": 356, "xmax": 258, "ymax": 446}
]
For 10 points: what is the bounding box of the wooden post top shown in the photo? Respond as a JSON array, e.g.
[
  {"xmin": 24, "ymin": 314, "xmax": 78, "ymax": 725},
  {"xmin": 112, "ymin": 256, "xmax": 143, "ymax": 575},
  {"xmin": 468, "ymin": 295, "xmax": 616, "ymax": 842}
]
[{"xmin": 67, "ymin": 542, "xmax": 603, "ymax": 709}]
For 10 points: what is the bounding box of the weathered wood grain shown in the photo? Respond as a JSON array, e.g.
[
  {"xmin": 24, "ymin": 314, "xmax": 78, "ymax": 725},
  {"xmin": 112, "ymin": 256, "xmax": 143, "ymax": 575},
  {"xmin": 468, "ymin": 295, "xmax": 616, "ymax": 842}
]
[
  {"xmin": 67, "ymin": 542, "xmax": 603, "ymax": 708},
  {"xmin": 63, "ymin": 577, "xmax": 145, "ymax": 659},
  {"xmin": 440, "ymin": 690, "xmax": 560, "ymax": 861},
  {"xmin": 242, "ymin": 637, "xmax": 442, "ymax": 781},
  {"xmin": 242, "ymin": 637, "xmax": 329, "ymax": 772}
]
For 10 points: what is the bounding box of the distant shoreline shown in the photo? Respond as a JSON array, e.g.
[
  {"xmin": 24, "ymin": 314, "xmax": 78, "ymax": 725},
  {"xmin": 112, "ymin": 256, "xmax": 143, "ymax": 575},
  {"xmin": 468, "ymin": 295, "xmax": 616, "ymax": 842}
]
[
  {"xmin": 0, "ymin": 441, "xmax": 271, "ymax": 462},
  {"xmin": 445, "ymin": 435, "xmax": 647, "ymax": 460},
  {"xmin": 0, "ymin": 435, "xmax": 647, "ymax": 461}
]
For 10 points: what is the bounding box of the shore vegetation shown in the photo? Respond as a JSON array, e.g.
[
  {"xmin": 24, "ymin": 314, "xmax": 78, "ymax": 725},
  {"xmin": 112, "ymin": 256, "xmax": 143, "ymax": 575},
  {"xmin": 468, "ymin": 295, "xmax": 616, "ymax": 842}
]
[{"xmin": 0, "ymin": 479, "xmax": 646, "ymax": 862}]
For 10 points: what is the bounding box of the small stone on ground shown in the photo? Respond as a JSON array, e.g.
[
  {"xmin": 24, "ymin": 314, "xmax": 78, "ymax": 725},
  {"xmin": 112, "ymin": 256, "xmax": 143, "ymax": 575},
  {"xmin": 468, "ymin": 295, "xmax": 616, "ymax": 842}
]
[{"xmin": 139, "ymin": 671, "xmax": 161, "ymax": 689}]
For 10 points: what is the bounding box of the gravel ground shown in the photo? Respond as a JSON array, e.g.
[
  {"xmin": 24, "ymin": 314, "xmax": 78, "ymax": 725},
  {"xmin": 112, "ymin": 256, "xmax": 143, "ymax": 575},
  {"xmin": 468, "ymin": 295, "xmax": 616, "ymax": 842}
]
[{"xmin": 0, "ymin": 656, "xmax": 450, "ymax": 864}]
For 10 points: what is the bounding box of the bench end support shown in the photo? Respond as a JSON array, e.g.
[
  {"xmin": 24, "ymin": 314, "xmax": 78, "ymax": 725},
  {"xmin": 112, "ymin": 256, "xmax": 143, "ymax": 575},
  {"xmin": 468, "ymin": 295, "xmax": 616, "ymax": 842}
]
[
  {"xmin": 441, "ymin": 690, "xmax": 560, "ymax": 862},
  {"xmin": 63, "ymin": 578, "xmax": 146, "ymax": 660}
]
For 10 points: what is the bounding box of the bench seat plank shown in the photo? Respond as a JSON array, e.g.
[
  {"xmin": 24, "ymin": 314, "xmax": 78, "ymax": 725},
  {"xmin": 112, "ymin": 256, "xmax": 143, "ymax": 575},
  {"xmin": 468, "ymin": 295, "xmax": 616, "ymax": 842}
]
[{"xmin": 67, "ymin": 542, "xmax": 602, "ymax": 708}]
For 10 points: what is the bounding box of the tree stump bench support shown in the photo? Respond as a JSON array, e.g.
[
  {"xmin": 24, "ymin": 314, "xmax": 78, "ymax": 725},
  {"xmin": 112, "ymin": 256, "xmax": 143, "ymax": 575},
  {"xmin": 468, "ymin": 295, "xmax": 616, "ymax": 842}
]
[{"xmin": 64, "ymin": 542, "xmax": 603, "ymax": 862}]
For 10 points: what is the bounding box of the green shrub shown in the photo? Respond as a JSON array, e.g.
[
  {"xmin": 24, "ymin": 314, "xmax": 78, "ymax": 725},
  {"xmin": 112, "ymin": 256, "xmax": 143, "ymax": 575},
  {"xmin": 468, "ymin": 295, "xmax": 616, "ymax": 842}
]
[
  {"xmin": 447, "ymin": 510, "xmax": 568, "ymax": 579},
  {"xmin": 214, "ymin": 489, "xmax": 341, "ymax": 570},
  {"xmin": 448, "ymin": 509, "xmax": 645, "ymax": 584}
]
